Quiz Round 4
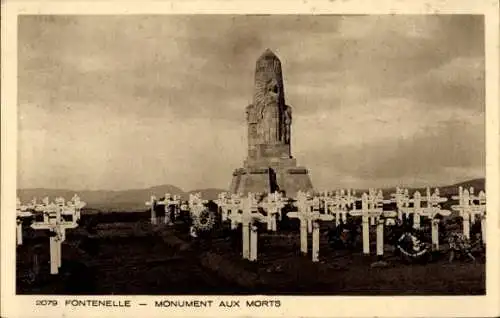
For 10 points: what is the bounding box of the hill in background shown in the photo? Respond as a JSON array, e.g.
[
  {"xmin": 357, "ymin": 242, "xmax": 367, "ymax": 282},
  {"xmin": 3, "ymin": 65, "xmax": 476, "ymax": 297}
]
[
  {"xmin": 17, "ymin": 185, "xmax": 225, "ymax": 212},
  {"xmin": 17, "ymin": 178, "xmax": 484, "ymax": 213},
  {"xmin": 365, "ymin": 178, "xmax": 486, "ymax": 199}
]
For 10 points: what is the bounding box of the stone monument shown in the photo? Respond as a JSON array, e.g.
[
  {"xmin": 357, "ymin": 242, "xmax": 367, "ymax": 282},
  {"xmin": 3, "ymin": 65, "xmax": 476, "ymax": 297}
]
[{"xmin": 229, "ymin": 49, "xmax": 314, "ymax": 196}]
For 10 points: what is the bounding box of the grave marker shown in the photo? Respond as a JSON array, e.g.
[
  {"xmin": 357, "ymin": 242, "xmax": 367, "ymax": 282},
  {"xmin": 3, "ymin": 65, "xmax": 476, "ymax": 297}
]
[
  {"xmin": 30, "ymin": 197, "xmax": 81, "ymax": 275},
  {"xmin": 240, "ymin": 193, "xmax": 263, "ymax": 261},
  {"xmin": 260, "ymin": 192, "xmax": 286, "ymax": 231},
  {"xmin": 312, "ymin": 222, "xmax": 320, "ymax": 262},
  {"xmin": 419, "ymin": 188, "xmax": 450, "ymax": 250},
  {"xmin": 395, "ymin": 190, "xmax": 426, "ymax": 229},
  {"xmin": 16, "ymin": 198, "xmax": 34, "ymax": 246},
  {"xmin": 145, "ymin": 195, "xmax": 158, "ymax": 224},
  {"xmin": 391, "ymin": 187, "xmax": 410, "ymax": 221},
  {"xmin": 228, "ymin": 192, "xmax": 283, "ymax": 261},
  {"xmin": 228, "ymin": 194, "xmax": 243, "ymax": 230},
  {"xmin": 188, "ymin": 193, "xmax": 215, "ymax": 232},
  {"xmin": 216, "ymin": 192, "xmax": 230, "ymax": 221},
  {"xmin": 288, "ymin": 191, "xmax": 334, "ymax": 262},
  {"xmin": 146, "ymin": 193, "xmax": 182, "ymax": 225},
  {"xmin": 349, "ymin": 190, "xmax": 396, "ymax": 256},
  {"xmin": 452, "ymin": 187, "xmax": 486, "ymax": 241},
  {"xmin": 323, "ymin": 190, "xmax": 353, "ymax": 227}
]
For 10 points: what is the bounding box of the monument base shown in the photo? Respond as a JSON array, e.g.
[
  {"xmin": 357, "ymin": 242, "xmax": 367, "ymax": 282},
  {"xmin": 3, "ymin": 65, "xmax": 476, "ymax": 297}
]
[{"xmin": 229, "ymin": 159, "xmax": 313, "ymax": 197}]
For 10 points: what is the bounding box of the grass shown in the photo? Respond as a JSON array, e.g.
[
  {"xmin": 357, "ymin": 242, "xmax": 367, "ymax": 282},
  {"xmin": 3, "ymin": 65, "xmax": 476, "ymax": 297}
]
[{"xmin": 16, "ymin": 213, "xmax": 485, "ymax": 295}]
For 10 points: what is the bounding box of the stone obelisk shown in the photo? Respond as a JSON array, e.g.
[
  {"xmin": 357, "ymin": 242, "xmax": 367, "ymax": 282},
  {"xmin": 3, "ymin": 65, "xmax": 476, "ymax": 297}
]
[{"xmin": 229, "ymin": 49, "xmax": 314, "ymax": 197}]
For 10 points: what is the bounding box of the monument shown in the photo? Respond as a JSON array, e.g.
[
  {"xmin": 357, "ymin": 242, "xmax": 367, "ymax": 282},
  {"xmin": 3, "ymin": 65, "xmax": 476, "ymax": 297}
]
[{"xmin": 229, "ymin": 49, "xmax": 314, "ymax": 196}]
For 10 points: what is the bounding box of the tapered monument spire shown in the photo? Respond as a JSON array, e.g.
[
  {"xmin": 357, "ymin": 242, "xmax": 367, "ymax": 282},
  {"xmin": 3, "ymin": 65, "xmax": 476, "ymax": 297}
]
[
  {"xmin": 230, "ymin": 49, "xmax": 313, "ymax": 196},
  {"xmin": 246, "ymin": 49, "xmax": 292, "ymax": 160}
]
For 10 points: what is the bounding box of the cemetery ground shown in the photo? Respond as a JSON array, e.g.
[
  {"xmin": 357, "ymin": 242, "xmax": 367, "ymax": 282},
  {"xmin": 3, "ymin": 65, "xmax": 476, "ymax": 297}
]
[{"xmin": 16, "ymin": 210, "xmax": 485, "ymax": 295}]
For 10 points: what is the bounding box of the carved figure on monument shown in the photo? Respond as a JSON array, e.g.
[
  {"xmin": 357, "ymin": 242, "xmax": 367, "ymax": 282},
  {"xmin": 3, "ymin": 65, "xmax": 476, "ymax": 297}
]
[
  {"xmin": 261, "ymin": 83, "xmax": 280, "ymax": 144},
  {"xmin": 249, "ymin": 49, "xmax": 290, "ymax": 147},
  {"xmin": 283, "ymin": 105, "xmax": 292, "ymax": 144}
]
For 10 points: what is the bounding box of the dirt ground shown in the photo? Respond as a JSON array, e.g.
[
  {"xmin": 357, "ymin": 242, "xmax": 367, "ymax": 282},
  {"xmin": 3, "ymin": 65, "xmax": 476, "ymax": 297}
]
[{"xmin": 16, "ymin": 217, "xmax": 485, "ymax": 295}]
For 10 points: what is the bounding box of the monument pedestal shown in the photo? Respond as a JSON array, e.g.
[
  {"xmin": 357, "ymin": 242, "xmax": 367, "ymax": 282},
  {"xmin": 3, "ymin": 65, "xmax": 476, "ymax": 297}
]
[{"xmin": 230, "ymin": 157, "xmax": 313, "ymax": 197}]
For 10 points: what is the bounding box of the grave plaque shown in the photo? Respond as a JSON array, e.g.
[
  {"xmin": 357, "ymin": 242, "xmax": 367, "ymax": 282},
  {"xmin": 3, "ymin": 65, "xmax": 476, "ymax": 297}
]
[{"xmin": 230, "ymin": 49, "xmax": 314, "ymax": 197}]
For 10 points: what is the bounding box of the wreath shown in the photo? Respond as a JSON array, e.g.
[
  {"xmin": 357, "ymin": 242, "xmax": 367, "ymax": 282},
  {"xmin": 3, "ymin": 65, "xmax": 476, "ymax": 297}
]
[
  {"xmin": 191, "ymin": 208, "xmax": 216, "ymax": 232},
  {"xmin": 395, "ymin": 232, "xmax": 430, "ymax": 259}
]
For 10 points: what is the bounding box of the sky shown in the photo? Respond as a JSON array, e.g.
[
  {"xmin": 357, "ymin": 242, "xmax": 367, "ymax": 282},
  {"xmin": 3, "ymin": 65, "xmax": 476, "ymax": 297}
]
[{"xmin": 17, "ymin": 15, "xmax": 485, "ymax": 191}]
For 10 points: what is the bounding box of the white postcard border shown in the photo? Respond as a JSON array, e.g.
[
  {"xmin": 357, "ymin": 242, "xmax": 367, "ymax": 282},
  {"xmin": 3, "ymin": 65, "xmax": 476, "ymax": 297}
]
[{"xmin": 2, "ymin": 1, "xmax": 499, "ymax": 317}]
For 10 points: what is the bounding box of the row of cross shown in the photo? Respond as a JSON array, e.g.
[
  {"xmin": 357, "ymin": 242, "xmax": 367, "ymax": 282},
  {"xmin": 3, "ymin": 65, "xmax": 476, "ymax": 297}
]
[
  {"xmin": 144, "ymin": 193, "xmax": 211, "ymax": 225},
  {"xmin": 292, "ymin": 188, "xmax": 450, "ymax": 260},
  {"xmin": 451, "ymin": 186, "xmax": 487, "ymax": 239},
  {"xmin": 216, "ymin": 192, "xmax": 287, "ymax": 231},
  {"xmin": 215, "ymin": 192, "xmax": 287, "ymax": 261},
  {"xmin": 16, "ymin": 195, "xmax": 86, "ymax": 274},
  {"xmin": 213, "ymin": 187, "xmax": 487, "ymax": 263},
  {"xmin": 145, "ymin": 192, "xmax": 287, "ymax": 261},
  {"xmin": 145, "ymin": 193, "xmax": 183, "ymax": 225},
  {"xmin": 143, "ymin": 186, "xmax": 486, "ymax": 263}
]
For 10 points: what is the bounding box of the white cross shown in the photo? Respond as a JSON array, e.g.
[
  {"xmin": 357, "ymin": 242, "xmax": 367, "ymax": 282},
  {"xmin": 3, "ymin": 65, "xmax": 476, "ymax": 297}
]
[
  {"xmin": 391, "ymin": 187, "xmax": 410, "ymax": 221},
  {"xmin": 225, "ymin": 194, "xmax": 244, "ymax": 229},
  {"xmin": 288, "ymin": 191, "xmax": 334, "ymax": 262},
  {"xmin": 31, "ymin": 197, "xmax": 80, "ymax": 275},
  {"xmin": 189, "ymin": 193, "xmax": 208, "ymax": 218},
  {"xmin": 261, "ymin": 192, "xmax": 286, "ymax": 231},
  {"xmin": 349, "ymin": 190, "xmax": 396, "ymax": 256},
  {"xmin": 226, "ymin": 192, "xmax": 282, "ymax": 262},
  {"xmin": 238, "ymin": 193, "xmax": 268, "ymax": 261},
  {"xmin": 166, "ymin": 193, "xmax": 181, "ymax": 223},
  {"xmin": 215, "ymin": 192, "xmax": 230, "ymax": 221},
  {"xmin": 146, "ymin": 193, "xmax": 182, "ymax": 225},
  {"xmin": 452, "ymin": 186, "xmax": 486, "ymax": 241},
  {"xmin": 464, "ymin": 187, "xmax": 487, "ymax": 231},
  {"xmin": 16, "ymin": 198, "xmax": 34, "ymax": 246},
  {"xmin": 59, "ymin": 195, "xmax": 85, "ymax": 224},
  {"xmin": 472, "ymin": 190, "xmax": 487, "ymax": 244},
  {"xmin": 33, "ymin": 197, "xmax": 52, "ymax": 224},
  {"xmin": 397, "ymin": 190, "xmax": 426, "ymax": 229},
  {"xmin": 322, "ymin": 191, "xmax": 334, "ymax": 215},
  {"xmin": 418, "ymin": 188, "xmax": 450, "ymax": 250},
  {"xmin": 69, "ymin": 194, "xmax": 85, "ymax": 220},
  {"xmin": 145, "ymin": 195, "xmax": 158, "ymax": 224},
  {"xmin": 325, "ymin": 189, "xmax": 355, "ymax": 226}
]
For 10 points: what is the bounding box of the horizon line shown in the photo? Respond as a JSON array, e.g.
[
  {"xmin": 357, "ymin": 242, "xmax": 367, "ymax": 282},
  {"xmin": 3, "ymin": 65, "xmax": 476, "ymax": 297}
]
[{"xmin": 16, "ymin": 177, "xmax": 485, "ymax": 193}]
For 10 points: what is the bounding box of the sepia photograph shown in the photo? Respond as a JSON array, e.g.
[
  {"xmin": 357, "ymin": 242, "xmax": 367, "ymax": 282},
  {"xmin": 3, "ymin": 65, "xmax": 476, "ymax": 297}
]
[
  {"xmin": 14, "ymin": 13, "xmax": 488, "ymax": 295},
  {"xmin": 2, "ymin": 1, "xmax": 499, "ymax": 317}
]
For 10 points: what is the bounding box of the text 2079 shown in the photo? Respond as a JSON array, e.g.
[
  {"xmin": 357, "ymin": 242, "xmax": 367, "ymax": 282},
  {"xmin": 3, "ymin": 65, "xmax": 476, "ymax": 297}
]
[{"xmin": 35, "ymin": 300, "xmax": 58, "ymax": 306}]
